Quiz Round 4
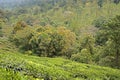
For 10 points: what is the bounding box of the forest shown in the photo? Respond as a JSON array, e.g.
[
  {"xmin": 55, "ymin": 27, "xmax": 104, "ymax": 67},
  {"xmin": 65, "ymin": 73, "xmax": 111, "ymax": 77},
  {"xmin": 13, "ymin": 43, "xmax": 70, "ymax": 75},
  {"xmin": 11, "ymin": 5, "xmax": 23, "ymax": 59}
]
[{"xmin": 0, "ymin": 0, "xmax": 120, "ymax": 80}]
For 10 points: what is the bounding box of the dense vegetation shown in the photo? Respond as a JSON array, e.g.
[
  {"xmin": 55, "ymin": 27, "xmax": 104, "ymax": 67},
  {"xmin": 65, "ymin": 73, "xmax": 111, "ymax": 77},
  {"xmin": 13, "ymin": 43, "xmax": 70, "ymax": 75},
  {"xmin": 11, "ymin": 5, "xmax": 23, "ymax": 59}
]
[
  {"xmin": 0, "ymin": 50, "xmax": 120, "ymax": 80},
  {"xmin": 0, "ymin": 0, "xmax": 120, "ymax": 79}
]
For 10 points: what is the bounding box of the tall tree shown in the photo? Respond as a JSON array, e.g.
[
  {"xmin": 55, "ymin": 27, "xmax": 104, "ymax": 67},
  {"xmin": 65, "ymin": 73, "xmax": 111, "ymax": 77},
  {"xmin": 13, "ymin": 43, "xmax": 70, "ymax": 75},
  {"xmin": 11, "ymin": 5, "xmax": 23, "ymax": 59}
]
[
  {"xmin": 96, "ymin": 15, "xmax": 120, "ymax": 68},
  {"xmin": 106, "ymin": 15, "xmax": 120, "ymax": 68}
]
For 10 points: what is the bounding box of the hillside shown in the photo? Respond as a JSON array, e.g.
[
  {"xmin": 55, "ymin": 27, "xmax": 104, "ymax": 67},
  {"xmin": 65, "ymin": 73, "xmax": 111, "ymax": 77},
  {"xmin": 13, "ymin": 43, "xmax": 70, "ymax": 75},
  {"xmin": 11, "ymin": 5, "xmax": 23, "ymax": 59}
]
[
  {"xmin": 0, "ymin": 50, "xmax": 120, "ymax": 80},
  {"xmin": 0, "ymin": 0, "xmax": 120, "ymax": 80}
]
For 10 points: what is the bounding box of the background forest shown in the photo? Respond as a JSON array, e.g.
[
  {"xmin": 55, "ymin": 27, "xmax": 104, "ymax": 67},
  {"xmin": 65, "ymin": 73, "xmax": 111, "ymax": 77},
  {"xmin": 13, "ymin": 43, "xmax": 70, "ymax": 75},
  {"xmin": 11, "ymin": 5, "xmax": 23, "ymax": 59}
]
[{"xmin": 0, "ymin": 0, "xmax": 120, "ymax": 80}]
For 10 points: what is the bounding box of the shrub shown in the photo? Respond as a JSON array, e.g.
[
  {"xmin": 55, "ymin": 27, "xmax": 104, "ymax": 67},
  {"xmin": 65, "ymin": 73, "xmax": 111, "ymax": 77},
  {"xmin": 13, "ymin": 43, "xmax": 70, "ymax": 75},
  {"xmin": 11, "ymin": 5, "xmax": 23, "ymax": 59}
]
[
  {"xmin": 71, "ymin": 49, "xmax": 92, "ymax": 64},
  {"xmin": 93, "ymin": 17, "xmax": 107, "ymax": 28}
]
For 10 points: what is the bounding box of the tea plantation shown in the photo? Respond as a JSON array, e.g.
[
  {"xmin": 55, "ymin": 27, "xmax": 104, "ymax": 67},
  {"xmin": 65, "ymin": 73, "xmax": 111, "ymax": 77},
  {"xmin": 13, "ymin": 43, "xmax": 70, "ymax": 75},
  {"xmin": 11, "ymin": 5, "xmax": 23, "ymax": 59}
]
[{"xmin": 0, "ymin": 50, "xmax": 120, "ymax": 80}]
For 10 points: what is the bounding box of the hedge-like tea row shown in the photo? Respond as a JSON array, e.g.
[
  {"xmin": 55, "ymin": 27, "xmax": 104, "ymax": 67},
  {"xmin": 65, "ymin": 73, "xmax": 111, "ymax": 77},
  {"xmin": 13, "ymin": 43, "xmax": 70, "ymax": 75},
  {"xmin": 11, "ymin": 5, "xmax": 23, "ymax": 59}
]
[{"xmin": 0, "ymin": 50, "xmax": 120, "ymax": 80}]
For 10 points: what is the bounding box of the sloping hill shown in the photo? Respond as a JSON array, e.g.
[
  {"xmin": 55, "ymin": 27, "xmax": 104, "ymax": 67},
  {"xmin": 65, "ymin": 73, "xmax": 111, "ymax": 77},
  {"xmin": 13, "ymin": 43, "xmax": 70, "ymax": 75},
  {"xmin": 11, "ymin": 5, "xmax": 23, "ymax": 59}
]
[{"xmin": 0, "ymin": 50, "xmax": 120, "ymax": 80}]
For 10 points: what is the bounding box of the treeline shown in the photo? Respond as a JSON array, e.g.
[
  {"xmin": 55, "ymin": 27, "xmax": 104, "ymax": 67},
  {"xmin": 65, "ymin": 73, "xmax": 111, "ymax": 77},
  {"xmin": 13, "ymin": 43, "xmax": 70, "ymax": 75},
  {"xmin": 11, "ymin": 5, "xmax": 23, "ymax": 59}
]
[{"xmin": 0, "ymin": 0, "xmax": 120, "ymax": 9}]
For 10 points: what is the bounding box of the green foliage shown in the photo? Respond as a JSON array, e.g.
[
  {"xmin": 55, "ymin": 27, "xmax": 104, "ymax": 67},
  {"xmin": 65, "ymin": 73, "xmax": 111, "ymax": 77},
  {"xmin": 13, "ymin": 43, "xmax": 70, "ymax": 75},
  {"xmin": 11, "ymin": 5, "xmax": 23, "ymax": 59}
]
[
  {"xmin": 13, "ymin": 21, "xmax": 28, "ymax": 34},
  {"xmin": 30, "ymin": 26, "xmax": 76, "ymax": 57},
  {"xmin": 0, "ymin": 67, "xmax": 35, "ymax": 80},
  {"xmin": 95, "ymin": 15, "xmax": 120, "ymax": 68},
  {"xmin": 71, "ymin": 35, "xmax": 95, "ymax": 64},
  {"xmin": 2, "ymin": 0, "xmax": 119, "ymax": 35},
  {"xmin": 79, "ymin": 35, "xmax": 95, "ymax": 55},
  {"xmin": 0, "ymin": 50, "xmax": 120, "ymax": 80},
  {"xmin": 71, "ymin": 49, "xmax": 92, "ymax": 64},
  {"xmin": 97, "ymin": 0, "xmax": 103, "ymax": 8},
  {"xmin": 11, "ymin": 26, "xmax": 33, "ymax": 51},
  {"xmin": 93, "ymin": 17, "xmax": 107, "ymax": 28},
  {"xmin": 11, "ymin": 25, "xmax": 76, "ymax": 57},
  {"xmin": 114, "ymin": 0, "xmax": 120, "ymax": 4},
  {"xmin": 0, "ymin": 25, "xmax": 2, "ymax": 29},
  {"xmin": 0, "ymin": 29, "xmax": 3, "ymax": 37},
  {"xmin": 0, "ymin": 19, "xmax": 4, "ymax": 37},
  {"xmin": 0, "ymin": 0, "xmax": 120, "ymax": 71}
]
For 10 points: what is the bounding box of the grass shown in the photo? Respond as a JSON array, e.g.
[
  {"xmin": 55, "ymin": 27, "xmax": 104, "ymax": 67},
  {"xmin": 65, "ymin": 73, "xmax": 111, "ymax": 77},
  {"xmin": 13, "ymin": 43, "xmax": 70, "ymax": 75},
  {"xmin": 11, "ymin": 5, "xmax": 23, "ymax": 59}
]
[{"xmin": 0, "ymin": 50, "xmax": 120, "ymax": 80}]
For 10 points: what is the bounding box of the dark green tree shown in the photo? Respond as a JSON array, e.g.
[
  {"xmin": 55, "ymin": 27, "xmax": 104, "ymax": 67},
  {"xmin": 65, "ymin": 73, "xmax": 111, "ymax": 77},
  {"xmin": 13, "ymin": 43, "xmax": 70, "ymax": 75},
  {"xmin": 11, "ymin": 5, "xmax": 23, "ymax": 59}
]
[
  {"xmin": 113, "ymin": 0, "xmax": 120, "ymax": 4},
  {"xmin": 95, "ymin": 15, "xmax": 120, "ymax": 68},
  {"xmin": 97, "ymin": 0, "xmax": 103, "ymax": 8}
]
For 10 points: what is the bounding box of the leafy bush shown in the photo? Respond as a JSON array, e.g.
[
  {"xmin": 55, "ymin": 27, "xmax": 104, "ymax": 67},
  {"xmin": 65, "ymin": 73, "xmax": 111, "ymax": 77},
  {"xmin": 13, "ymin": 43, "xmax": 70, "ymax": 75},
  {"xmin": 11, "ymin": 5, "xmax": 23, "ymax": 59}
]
[
  {"xmin": 93, "ymin": 17, "xmax": 107, "ymax": 28},
  {"xmin": 0, "ymin": 67, "xmax": 34, "ymax": 80},
  {"xmin": 71, "ymin": 49, "xmax": 92, "ymax": 64}
]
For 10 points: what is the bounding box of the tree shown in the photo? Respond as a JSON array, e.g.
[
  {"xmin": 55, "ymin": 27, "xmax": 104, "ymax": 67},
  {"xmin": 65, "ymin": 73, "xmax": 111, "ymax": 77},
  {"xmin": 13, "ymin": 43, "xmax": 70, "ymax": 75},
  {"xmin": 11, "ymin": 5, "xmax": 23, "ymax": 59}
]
[
  {"xmin": 97, "ymin": 0, "xmax": 103, "ymax": 8},
  {"xmin": 113, "ymin": 0, "xmax": 120, "ymax": 4},
  {"xmin": 79, "ymin": 35, "xmax": 95, "ymax": 55},
  {"xmin": 95, "ymin": 15, "xmax": 120, "ymax": 68},
  {"xmin": 71, "ymin": 34, "xmax": 96, "ymax": 64},
  {"xmin": 29, "ymin": 26, "xmax": 76, "ymax": 57},
  {"xmin": 106, "ymin": 15, "xmax": 120, "ymax": 68},
  {"xmin": 11, "ymin": 26, "xmax": 33, "ymax": 51}
]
